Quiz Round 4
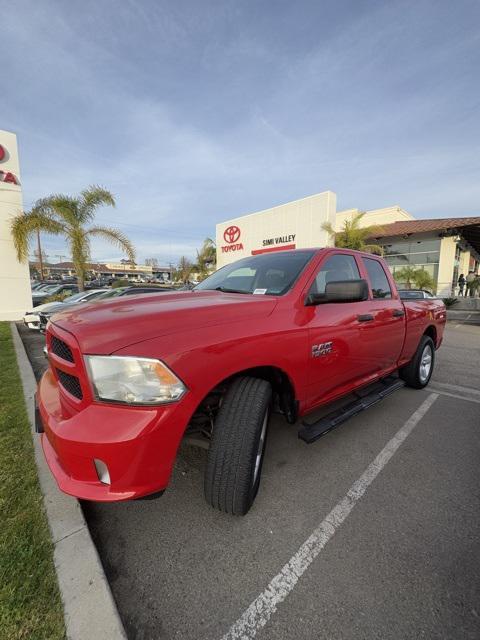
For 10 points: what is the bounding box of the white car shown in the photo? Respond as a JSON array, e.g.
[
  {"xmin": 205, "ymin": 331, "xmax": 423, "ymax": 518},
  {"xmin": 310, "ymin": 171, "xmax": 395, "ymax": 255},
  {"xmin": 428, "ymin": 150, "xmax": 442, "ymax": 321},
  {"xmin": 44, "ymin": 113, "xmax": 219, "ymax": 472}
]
[{"xmin": 23, "ymin": 289, "xmax": 107, "ymax": 330}]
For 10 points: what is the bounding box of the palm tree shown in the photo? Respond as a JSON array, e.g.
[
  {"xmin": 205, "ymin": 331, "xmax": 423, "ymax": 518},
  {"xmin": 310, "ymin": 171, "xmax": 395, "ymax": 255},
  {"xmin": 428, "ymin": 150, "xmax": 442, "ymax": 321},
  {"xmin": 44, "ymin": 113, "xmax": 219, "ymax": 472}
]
[
  {"xmin": 195, "ymin": 237, "xmax": 216, "ymax": 280},
  {"xmin": 393, "ymin": 266, "xmax": 418, "ymax": 289},
  {"xmin": 411, "ymin": 268, "xmax": 435, "ymax": 292},
  {"xmin": 11, "ymin": 186, "xmax": 135, "ymax": 291},
  {"xmin": 322, "ymin": 212, "xmax": 384, "ymax": 255}
]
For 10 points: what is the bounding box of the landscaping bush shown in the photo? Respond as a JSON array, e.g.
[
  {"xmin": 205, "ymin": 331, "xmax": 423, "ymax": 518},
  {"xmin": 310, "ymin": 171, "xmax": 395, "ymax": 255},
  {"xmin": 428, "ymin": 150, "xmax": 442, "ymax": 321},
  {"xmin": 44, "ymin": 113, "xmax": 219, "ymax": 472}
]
[
  {"xmin": 43, "ymin": 291, "xmax": 73, "ymax": 303},
  {"xmin": 442, "ymin": 297, "xmax": 458, "ymax": 308},
  {"xmin": 111, "ymin": 278, "xmax": 130, "ymax": 288}
]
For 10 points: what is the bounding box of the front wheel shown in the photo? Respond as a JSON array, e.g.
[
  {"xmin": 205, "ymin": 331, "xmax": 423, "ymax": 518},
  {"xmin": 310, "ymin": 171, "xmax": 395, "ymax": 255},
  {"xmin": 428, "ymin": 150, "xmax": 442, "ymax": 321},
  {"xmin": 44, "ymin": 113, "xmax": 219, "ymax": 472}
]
[
  {"xmin": 400, "ymin": 335, "xmax": 435, "ymax": 389},
  {"xmin": 204, "ymin": 376, "xmax": 272, "ymax": 515}
]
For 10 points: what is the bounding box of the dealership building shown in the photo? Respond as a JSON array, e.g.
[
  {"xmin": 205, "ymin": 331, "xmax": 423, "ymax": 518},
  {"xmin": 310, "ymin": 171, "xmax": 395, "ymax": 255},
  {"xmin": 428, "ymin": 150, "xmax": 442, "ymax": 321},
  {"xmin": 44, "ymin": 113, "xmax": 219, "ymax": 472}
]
[{"xmin": 216, "ymin": 190, "xmax": 480, "ymax": 297}]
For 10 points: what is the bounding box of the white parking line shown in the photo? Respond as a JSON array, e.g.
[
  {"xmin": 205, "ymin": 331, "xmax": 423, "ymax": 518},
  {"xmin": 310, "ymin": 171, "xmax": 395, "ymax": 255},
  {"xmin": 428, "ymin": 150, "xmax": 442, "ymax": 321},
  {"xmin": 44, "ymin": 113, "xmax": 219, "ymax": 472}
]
[
  {"xmin": 429, "ymin": 380, "xmax": 480, "ymax": 397},
  {"xmin": 220, "ymin": 393, "xmax": 439, "ymax": 640},
  {"xmin": 428, "ymin": 389, "xmax": 480, "ymax": 405}
]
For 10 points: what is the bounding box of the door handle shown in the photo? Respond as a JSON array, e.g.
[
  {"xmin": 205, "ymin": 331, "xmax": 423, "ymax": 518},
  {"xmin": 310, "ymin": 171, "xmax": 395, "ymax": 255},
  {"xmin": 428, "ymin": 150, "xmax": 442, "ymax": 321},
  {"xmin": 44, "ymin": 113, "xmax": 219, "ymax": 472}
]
[
  {"xmin": 392, "ymin": 309, "xmax": 405, "ymax": 317},
  {"xmin": 357, "ymin": 314, "xmax": 374, "ymax": 322}
]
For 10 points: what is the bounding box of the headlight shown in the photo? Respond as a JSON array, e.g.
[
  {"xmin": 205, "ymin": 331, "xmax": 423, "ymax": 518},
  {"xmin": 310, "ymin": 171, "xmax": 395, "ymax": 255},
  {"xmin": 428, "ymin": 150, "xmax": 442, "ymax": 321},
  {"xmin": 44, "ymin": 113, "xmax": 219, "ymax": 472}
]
[{"xmin": 85, "ymin": 356, "xmax": 187, "ymax": 405}]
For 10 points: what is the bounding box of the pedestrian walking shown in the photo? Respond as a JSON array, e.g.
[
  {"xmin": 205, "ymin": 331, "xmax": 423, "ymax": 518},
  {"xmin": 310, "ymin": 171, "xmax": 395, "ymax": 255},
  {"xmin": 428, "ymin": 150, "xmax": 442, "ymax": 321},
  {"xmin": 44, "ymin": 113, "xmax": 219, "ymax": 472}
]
[{"xmin": 458, "ymin": 273, "xmax": 466, "ymax": 296}]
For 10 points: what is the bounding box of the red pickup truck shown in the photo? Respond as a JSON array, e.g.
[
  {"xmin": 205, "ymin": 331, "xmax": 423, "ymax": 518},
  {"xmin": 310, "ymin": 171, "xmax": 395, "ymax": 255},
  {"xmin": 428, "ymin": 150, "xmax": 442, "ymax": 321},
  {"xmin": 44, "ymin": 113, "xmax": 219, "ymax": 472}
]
[{"xmin": 37, "ymin": 248, "xmax": 446, "ymax": 515}]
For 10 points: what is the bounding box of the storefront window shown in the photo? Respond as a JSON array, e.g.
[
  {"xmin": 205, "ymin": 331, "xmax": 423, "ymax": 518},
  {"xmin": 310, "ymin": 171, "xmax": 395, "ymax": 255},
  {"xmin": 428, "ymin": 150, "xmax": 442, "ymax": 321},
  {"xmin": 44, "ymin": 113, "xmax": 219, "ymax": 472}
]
[{"xmin": 380, "ymin": 238, "xmax": 441, "ymax": 290}]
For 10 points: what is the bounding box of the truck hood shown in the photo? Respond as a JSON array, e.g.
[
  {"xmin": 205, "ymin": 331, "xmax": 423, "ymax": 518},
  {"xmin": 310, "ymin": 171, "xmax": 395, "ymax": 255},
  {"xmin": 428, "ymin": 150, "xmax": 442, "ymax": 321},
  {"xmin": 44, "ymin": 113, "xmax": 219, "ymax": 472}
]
[{"xmin": 51, "ymin": 290, "xmax": 277, "ymax": 354}]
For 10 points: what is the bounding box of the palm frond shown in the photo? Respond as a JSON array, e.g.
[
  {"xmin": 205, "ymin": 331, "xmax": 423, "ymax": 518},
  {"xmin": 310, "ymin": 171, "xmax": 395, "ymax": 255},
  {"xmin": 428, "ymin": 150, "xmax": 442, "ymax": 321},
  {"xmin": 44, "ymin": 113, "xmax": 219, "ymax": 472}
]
[
  {"xmin": 321, "ymin": 221, "xmax": 336, "ymax": 236},
  {"xmin": 79, "ymin": 186, "xmax": 115, "ymax": 223},
  {"xmin": 10, "ymin": 208, "xmax": 65, "ymax": 262},
  {"xmin": 86, "ymin": 226, "xmax": 136, "ymax": 263},
  {"xmin": 362, "ymin": 243, "xmax": 384, "ymax": 256},
  {"xmin": 46, "ymin": 194, "xmax": 80, "ymax": 227}
]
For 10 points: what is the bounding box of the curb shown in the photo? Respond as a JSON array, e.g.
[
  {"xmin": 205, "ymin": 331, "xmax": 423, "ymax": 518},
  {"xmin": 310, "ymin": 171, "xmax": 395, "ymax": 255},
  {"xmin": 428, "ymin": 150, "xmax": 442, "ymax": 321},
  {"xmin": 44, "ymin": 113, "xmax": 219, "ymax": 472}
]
[{"xmin": 11, "ymin": 323, "xmax": 127, "ymax": 640}]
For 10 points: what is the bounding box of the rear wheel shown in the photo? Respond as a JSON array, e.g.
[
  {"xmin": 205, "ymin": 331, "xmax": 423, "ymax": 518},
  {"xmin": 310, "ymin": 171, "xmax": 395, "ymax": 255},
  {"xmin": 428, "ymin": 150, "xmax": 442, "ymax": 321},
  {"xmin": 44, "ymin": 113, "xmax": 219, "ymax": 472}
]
[
  {"xmin": 204, "ymin": 376, "xmax": 272, "ymax": 515},
  {"xmin": 400, "ymin": 335, "xmax": 435, "ymax": 389}
]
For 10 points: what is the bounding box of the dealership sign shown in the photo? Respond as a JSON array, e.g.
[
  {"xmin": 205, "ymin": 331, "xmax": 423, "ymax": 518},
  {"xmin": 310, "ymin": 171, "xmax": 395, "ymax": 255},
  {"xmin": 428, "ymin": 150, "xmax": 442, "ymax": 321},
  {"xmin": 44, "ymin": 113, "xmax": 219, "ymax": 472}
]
[
  {"xmin": 261, "ymin": 233, "xmax": 296, "ymax": 248},
  {"xmin": 221, "ymin": 225, "xmax": 244, "ymax": 253},
  {"xmin": 0, "ymin": 144, "xmax": 19, "ymax": 184}
]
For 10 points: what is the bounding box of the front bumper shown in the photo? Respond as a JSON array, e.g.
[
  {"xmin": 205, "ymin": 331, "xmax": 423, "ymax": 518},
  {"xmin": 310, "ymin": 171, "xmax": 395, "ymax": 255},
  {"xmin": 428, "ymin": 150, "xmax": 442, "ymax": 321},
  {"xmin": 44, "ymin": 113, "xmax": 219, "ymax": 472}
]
[{"xmin": 37, "ymin": 368, "xmax": 190, "ymax": 501}]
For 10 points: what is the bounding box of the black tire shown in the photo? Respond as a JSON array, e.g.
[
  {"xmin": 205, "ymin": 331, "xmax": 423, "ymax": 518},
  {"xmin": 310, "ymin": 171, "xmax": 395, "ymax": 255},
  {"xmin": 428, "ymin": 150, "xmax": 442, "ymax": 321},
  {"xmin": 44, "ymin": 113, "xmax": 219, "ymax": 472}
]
[
  {"xmin": 399, "ymin": 335, "xmax": 435, "ymax": 389},
  {"xmin": 204, "ymin": 376, "xmax": 272, "ymax": 515}
]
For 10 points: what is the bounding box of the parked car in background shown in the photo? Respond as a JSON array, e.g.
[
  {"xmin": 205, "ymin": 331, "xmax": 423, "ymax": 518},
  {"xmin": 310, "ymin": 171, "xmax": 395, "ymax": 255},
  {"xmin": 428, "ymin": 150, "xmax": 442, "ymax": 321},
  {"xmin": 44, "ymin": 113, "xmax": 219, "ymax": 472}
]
[
  {"xmin": 31, "ymin": 281, "xmax": 51, "ymax": 291},
  {"xmin": 31, "ymin": 283, "xmax": 79, "ymax": 307},
  {"xmin": 86, "ymin": 277, "xmax": 111, "ymax": 289},
  {"xmin": 398, "ymin": 289, "xmax": 436, "ymax": 300},
  {"xmin": 25, "ymin": 289, "xmax": 107, "ymax": 330},
  {"xmin": 93, "ymin": 285, "xmax": 175, "ymax": 300},
  {"xmin": 38, "ymin": 286, "xmax": 174, "ymax": 332}
]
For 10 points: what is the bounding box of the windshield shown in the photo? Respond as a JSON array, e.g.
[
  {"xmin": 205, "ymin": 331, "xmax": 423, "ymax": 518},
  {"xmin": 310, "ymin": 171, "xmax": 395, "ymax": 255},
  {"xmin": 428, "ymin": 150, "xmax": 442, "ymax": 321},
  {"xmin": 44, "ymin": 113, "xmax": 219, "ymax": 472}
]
[
  {"xmin": 34, "ymin": 284, "xmax": 58, "ymax": 294},
  {"xmin": 194, "ymin": 250, "xmax": 316, "ymax": 296},
  {"xmin": 62, "ymin": 291, "xmax": 88, "ymax": 303}
]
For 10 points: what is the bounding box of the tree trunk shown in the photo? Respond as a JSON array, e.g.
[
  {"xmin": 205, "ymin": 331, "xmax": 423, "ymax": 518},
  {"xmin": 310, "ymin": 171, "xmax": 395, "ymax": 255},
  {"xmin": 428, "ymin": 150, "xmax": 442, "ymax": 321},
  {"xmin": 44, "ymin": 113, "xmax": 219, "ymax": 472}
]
[{"xmin": 74, "ymin": 262, "xmax": 85, "ymax": 291}]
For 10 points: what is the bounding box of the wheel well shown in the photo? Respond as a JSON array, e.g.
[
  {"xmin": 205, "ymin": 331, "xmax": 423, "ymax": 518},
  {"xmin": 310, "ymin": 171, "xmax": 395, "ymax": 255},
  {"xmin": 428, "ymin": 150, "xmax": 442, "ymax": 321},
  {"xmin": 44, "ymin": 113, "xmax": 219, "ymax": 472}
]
[
  {"xmin": 423, "ymin": 325, "xmax": 437, "ymax": 346},
  {"xmin": 231, "ymin": 366, "xmax": 297, "ymax": 422},
  {"xmin": 188, "ymin": 366, "xmax": 298, "ymax": 435}
]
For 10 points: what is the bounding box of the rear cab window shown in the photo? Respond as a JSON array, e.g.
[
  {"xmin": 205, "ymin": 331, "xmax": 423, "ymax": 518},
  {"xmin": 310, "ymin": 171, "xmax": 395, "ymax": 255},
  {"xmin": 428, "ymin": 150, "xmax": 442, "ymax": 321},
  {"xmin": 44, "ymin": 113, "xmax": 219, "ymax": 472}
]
[{"xmin": 362, "ymin": 257, "xmax": 392, "ymax": 299}]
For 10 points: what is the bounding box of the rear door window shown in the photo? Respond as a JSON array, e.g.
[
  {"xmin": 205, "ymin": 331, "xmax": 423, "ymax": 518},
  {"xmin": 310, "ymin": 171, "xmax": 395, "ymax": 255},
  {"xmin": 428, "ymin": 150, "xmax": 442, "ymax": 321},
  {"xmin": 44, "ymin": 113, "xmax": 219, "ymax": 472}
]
[{"xmin": 363, "ymin": 258, "xmax": 392, "ymax": 299}]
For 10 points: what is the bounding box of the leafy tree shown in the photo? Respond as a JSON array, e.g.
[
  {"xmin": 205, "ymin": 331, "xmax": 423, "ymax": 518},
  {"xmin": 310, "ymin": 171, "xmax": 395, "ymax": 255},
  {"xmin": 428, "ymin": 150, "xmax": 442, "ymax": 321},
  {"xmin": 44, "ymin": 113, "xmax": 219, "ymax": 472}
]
[
  {"xmin": 175, "ymin": 256, "xmax": 194, "ymax": 284},
  {"xmin": 195, "ymin": 237, "xmax": 216, "ymax": 281},
  {"xmin": 11, "ymin": 186, "xmax": 135, "ymax": 291},
  {"xmin": 322, "ymin": 212, "xmax": 384, "ymax": 255}
]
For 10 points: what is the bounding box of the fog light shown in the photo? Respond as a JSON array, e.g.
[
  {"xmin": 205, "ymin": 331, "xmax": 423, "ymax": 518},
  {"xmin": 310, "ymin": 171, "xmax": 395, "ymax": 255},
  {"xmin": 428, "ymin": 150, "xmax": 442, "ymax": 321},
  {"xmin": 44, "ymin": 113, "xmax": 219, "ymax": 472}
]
[{"xmin": 93, "ymin": 458, "xmax": 111, "ymax": 485}]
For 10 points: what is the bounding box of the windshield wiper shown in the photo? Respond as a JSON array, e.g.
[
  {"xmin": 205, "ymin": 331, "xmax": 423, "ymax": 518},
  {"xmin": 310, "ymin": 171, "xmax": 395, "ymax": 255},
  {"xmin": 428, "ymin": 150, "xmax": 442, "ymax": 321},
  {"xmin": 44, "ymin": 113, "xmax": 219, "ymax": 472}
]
[{"xmin": 213, "ymin": 286, "xmax": 251, "ymax": 294}]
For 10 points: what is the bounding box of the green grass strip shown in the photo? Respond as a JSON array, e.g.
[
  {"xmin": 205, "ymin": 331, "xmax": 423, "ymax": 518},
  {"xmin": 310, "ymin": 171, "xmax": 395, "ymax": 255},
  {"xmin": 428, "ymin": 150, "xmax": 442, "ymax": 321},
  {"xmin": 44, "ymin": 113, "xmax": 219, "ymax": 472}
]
[{"xmin": 0, "ymin": 323, "xmax": 65, "ymax": 640}]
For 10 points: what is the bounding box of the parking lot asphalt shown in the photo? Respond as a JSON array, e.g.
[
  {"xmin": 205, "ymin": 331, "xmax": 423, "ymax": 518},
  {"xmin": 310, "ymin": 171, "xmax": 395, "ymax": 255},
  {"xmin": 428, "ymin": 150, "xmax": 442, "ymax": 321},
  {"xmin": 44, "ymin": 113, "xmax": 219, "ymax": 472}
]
[{"xmin": 17, "ymin": 320, "xmax": 480, "ymax": 640}]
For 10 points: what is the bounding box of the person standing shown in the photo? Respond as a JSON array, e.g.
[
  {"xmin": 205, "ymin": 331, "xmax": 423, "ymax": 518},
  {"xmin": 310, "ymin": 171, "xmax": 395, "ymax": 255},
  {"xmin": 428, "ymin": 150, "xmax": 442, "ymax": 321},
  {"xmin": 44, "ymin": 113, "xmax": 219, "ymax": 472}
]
[
  {"xmin": 466, "ymin": 270, "xmax": 476, "ymax": 297},
  {"xmin": 458, "ymin": 273, "xmax": 466, "ymax": 296}
]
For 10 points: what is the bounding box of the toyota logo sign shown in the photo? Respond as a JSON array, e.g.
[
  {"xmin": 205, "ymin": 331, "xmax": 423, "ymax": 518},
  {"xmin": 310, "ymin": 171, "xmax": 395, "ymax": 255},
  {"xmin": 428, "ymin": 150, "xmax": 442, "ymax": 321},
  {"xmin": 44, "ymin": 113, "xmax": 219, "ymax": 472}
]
[{"xmin": 223, "ymin": 226, "xmax": 241, "ymax": 244}]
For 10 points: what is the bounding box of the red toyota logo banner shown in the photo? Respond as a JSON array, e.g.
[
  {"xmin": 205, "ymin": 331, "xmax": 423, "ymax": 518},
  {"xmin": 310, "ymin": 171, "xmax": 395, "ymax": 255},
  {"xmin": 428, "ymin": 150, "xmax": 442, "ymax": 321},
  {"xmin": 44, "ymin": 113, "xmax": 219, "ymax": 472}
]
[{"xmin": 223, "ymin": 226, "xmax": 241, "ymax": 244}]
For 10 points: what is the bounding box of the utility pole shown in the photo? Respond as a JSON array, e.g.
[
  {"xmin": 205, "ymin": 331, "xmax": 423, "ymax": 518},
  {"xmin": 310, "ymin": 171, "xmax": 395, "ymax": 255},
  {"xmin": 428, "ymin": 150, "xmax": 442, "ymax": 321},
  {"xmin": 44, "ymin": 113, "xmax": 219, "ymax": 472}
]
[{"xmin": 36, "ymin": 229, "xmax": 45, "ymax": 280}]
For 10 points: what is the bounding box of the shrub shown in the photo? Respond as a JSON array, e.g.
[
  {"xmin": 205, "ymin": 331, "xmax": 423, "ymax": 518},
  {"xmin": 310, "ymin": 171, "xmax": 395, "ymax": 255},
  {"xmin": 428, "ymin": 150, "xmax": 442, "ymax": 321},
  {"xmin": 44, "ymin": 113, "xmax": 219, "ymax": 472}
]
[
  {"xmin": 111, "ymin": 278, "xmax": 130, "ymax": 288},
  {"xmin": 43, "ymin": 291, "xmax": 72, "ymax": 303},
  {"xmin": 442, "ymin": 297, "xmax": 458, "ymax": 308}
]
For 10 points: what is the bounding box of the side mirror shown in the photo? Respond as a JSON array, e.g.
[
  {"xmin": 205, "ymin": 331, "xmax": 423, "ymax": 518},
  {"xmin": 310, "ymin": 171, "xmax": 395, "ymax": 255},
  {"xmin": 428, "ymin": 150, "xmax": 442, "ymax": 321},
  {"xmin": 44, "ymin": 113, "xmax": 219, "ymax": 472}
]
[{"xmin": 305, "ymin": 279, "xmax": 369, "ymax": 305}]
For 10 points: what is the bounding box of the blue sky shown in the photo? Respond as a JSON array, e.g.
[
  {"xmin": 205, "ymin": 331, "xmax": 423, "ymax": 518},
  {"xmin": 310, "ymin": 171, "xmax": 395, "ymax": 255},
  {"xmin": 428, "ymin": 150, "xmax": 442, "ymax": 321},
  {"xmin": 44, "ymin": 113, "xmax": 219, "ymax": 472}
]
[{"xmin": 3, "ymin": 0, "xmax": 480, "ymax": 265}]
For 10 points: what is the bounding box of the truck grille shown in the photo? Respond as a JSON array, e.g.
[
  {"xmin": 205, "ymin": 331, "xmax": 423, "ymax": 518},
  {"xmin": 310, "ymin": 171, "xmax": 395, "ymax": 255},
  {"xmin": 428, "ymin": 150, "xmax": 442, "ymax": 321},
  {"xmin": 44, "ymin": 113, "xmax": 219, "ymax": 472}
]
[
  {"xmin": 56, "ymin": 368, "xmax": 83, "ymax": 400},
  {"xmin": 50, "ymin": 335, "xmax": 74, "ymax": 363}
]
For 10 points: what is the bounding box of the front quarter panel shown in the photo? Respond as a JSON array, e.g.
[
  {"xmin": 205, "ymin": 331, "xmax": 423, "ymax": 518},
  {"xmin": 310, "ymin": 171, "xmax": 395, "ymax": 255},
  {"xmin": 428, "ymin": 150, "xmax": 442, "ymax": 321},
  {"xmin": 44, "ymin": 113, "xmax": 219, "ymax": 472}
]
[{"xmin": 114, "ymin": 306, "xmax": 310, "ymax": 420}]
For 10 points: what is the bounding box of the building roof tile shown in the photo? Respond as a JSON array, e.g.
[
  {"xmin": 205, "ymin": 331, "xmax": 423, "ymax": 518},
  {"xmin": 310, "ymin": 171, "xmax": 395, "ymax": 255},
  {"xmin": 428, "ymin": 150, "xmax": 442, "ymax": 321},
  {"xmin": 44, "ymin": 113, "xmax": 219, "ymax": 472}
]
[{"xmin": 369, "ymin": 216, "xmax": 480, "ymax": 238}]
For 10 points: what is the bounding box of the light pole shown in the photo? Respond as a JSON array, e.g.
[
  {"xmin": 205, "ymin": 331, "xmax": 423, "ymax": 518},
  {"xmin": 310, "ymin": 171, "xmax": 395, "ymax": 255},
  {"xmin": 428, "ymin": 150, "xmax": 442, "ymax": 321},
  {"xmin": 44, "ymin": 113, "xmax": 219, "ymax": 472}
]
[{"xmin": 36, "ymin": 229, "xmax": 45, "ymax": 280}]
